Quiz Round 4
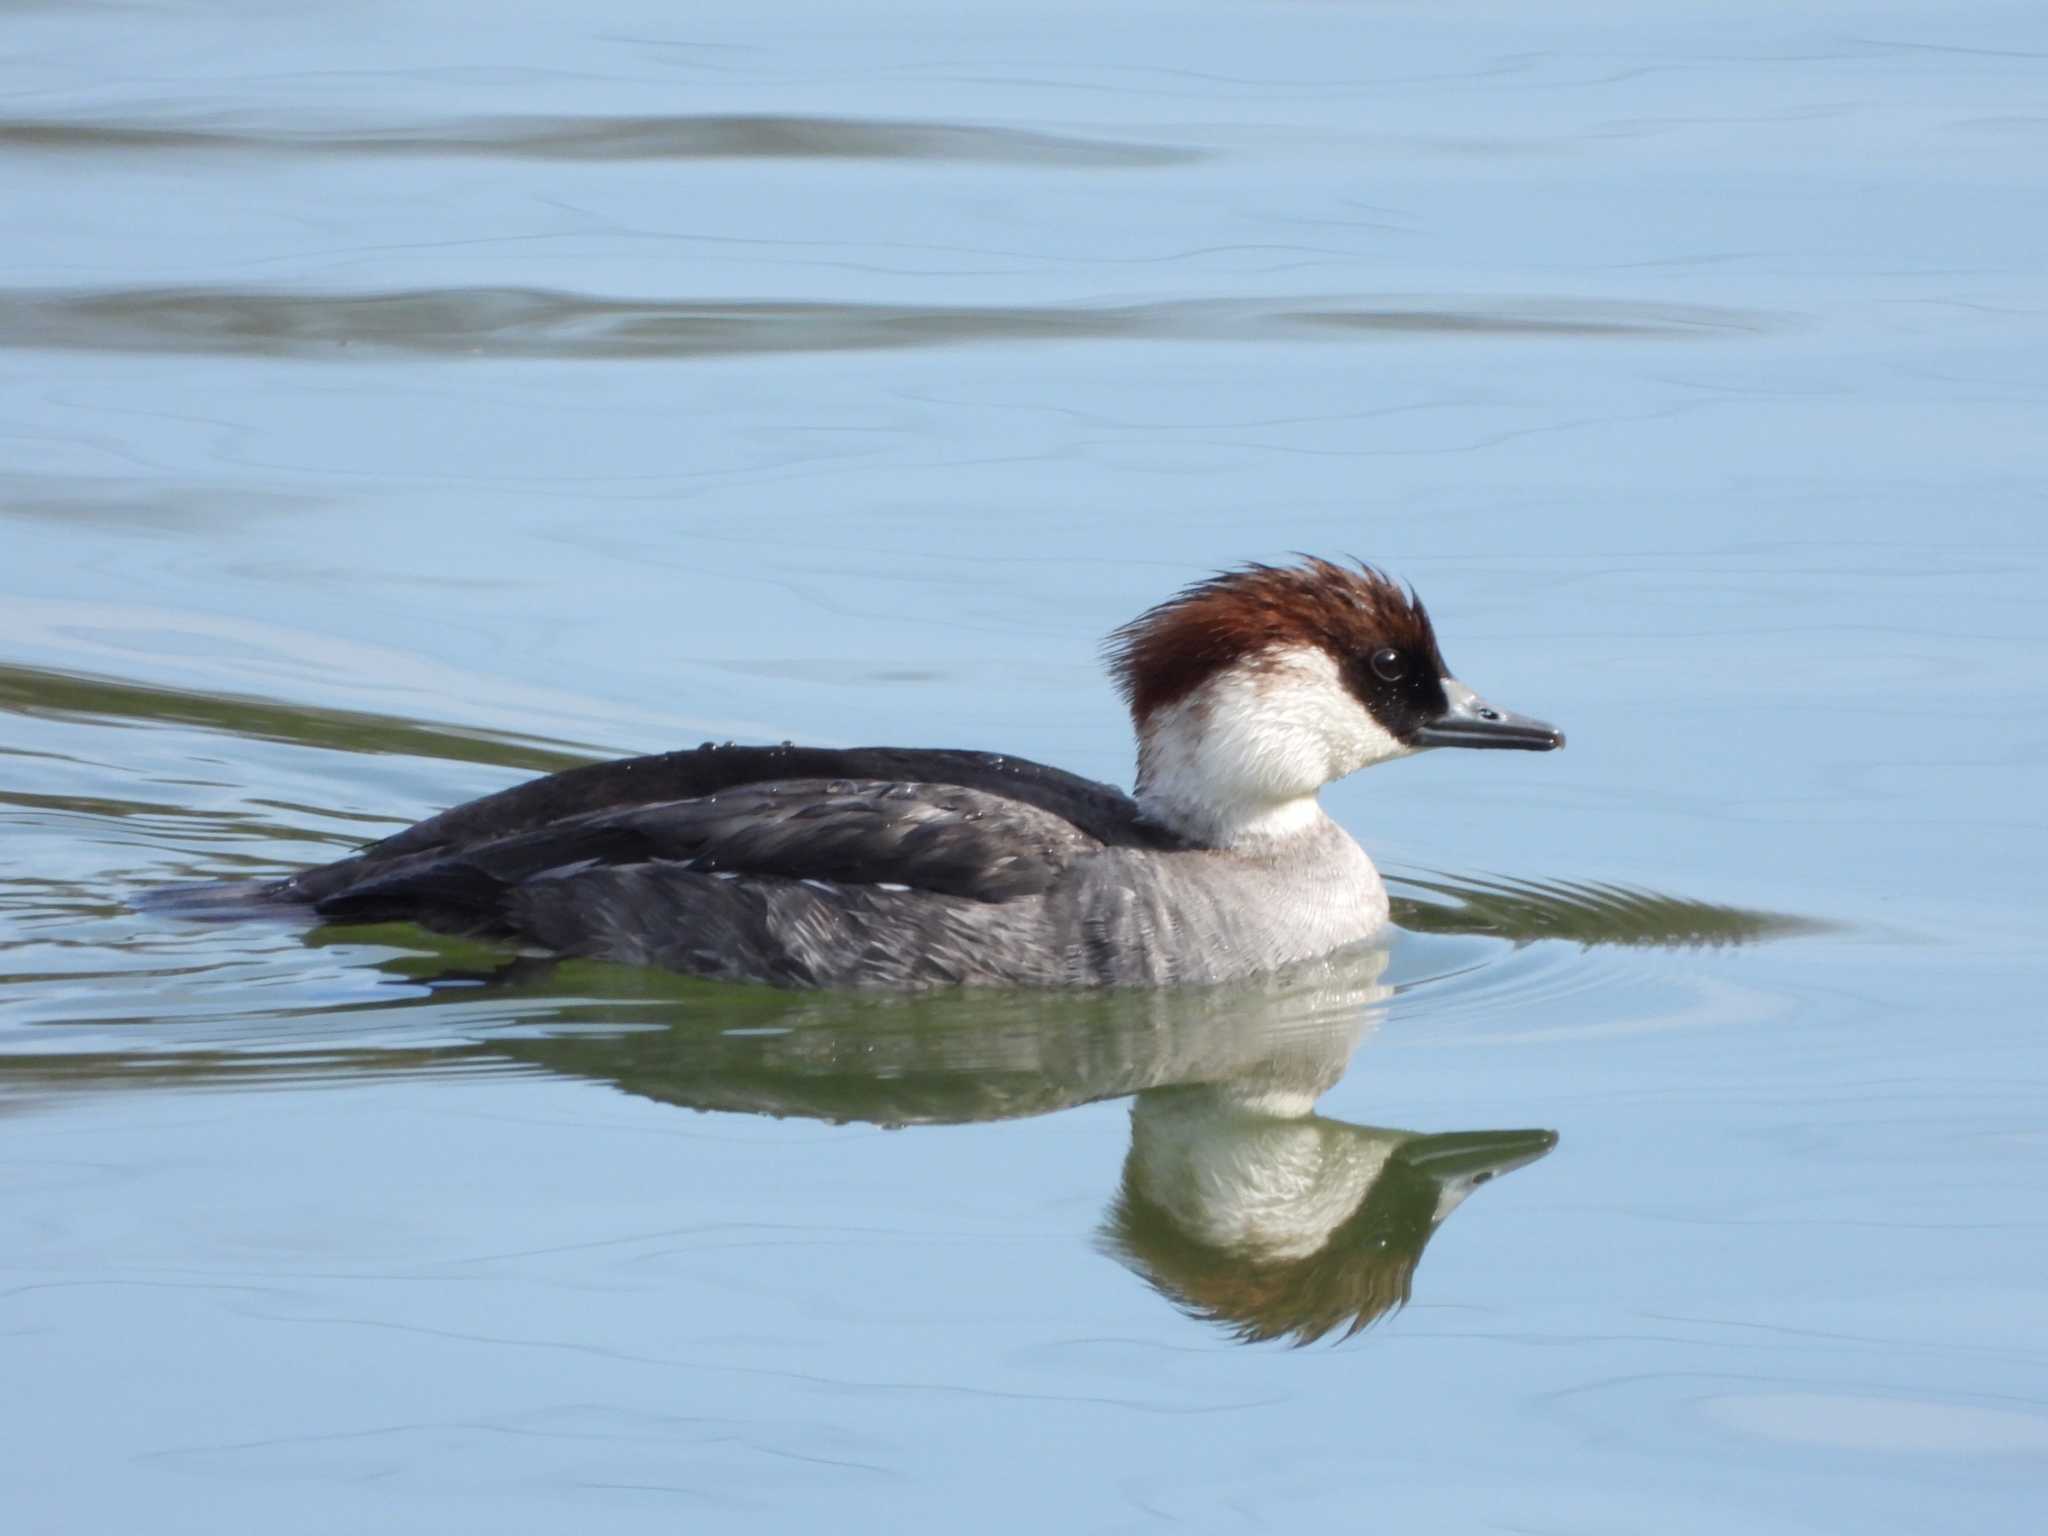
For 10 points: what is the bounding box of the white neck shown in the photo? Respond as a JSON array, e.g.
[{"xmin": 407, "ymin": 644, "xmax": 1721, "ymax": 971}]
[{"xmin": 1132, "ymin": 645, "xmax": 1411, "ymax": 848}]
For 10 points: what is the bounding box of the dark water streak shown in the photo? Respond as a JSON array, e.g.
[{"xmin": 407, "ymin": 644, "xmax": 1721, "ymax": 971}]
[
  {"xmin": 0, "ymin": 112, "xmax": 1204, "ymax": 166},
  {"xmin": 0, "ymin": 286, "xmax": 1773, "ymax": 361}
]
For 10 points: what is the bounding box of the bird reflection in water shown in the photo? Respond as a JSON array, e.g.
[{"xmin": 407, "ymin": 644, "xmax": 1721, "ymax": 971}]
[{"xmin": 441, "ymin": 940, "xmax": 1554, "ymax": 1346}]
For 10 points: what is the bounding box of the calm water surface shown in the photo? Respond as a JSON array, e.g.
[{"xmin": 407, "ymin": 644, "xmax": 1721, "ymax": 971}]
[{"xmin": 3, "ymin": 3, "xmax": 2045, "ymax": 1531}]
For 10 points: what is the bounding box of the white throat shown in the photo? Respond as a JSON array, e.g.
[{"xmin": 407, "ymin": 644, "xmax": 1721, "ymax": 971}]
[{"xmin": 1133, "ymin": 645, "xmax": 1411, "ymax": 848}]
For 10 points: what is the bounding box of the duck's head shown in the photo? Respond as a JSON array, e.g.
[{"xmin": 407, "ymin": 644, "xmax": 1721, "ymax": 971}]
[{"xmin": 1106, "ymin": 557, "xmax": 1563, "ymax": 845}]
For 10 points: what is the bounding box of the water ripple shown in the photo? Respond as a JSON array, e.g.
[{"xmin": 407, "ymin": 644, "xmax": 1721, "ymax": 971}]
[
  {"xmin": 0, "ymin": 113, "xmax": 1204, "ymax": 167},
  {"xmin": 0, "ymin": 287, "xmax": 1775, "ymax": 361},
  {"xmin": 1389, "ymin": 869, "xmax": 1827, "ymax": 951}
]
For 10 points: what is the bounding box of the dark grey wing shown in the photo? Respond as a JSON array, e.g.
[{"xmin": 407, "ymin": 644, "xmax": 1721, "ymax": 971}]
[
  {"xmin": 306, "ymin": 779, "xmax": 1105, "ymax": 985},
  {"xmin": 285, "ymin": 743, "xmax": 1173, "ymax": 903}
]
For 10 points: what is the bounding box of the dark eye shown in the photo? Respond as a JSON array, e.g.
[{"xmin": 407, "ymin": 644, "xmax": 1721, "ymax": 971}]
[{"xmin": 1370, "ymin": 647, "xmax": 1407, "ymax": 683}]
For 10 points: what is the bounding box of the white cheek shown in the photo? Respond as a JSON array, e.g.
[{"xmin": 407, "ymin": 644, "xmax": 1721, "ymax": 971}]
[
  {"xmin": 1240, "ymin": 647, "xmax": 1411, "ymax": 780},
  {"xmin": 1326, "ymin": 689, "xmax": 1410, "ymax": 774},
  {"xmin": 1135, "ymin": 644, "xmax": 1414, "ymax": 842}
]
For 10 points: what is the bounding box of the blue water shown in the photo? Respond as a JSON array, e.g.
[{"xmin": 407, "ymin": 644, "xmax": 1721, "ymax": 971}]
[{"xmin": 3, "ymin": 3, "xmax": 2045, "ymax": 1530}]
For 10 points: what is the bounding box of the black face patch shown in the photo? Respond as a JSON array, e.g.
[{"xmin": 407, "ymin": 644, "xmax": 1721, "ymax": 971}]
[{"xmin": 1341, "ymin": 644, "xmax": 1450, "ymax": 743}]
